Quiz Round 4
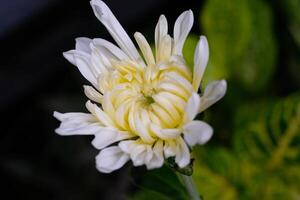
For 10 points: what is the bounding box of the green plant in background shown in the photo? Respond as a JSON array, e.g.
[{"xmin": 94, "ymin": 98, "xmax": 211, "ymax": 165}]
[
  {"xmin": 130, "ymin": 0, "xmax": 300, "ymax": 199},
  {"xmin": 200, "ymin": 0, "xmax": 277, "ymax": 92},
  {"xmin": 282, "ymin": 0, "xmax": 300, "ymax": 47},
  {"xmin": 193, "ymin": 93, "xmax": 300, "ymax": 200}
]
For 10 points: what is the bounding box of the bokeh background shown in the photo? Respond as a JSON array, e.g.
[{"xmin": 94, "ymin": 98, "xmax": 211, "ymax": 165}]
[{"xmin": 0, "ymin": 0, "xmax": 299, "ymax": 199}]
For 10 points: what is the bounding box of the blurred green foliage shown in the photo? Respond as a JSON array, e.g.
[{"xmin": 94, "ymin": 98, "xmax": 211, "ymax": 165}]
[
  {"xmin": 201, "ymin": 0, "xmax": 277, "ymax": 92},
  {"xmin": 130, "ymin": 0, "xmax": 300, "ymax": 199}
]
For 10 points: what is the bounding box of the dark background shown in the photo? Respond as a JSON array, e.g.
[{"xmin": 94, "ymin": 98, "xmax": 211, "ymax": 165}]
[{"xmin": 0, "ymin": 0, "xmax": 201, "ymax": 199}]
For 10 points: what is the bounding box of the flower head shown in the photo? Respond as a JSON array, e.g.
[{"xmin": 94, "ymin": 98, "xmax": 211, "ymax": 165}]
[{"xmin": 54, "ymin": 0, "xmax": 227, "ymax": 173}]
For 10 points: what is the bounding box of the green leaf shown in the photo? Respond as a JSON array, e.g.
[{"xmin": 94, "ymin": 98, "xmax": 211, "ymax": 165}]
[
  {"xmin": 130, "ymin": 166, "xmax": 189, "ymax": 200},
  {"xmin": 281, "ymin": 0, "xmax": 300, "ymax": 47},
  {"xmin": 129, "ymin": 189, "xmax": 172, "ymax": 200},
  {"xmin": 200, "ymin": 0, "xmax": 277, "ymax": 92},
  {"xmin": 192, "ymin": 147, "xmax": 239, "ymax": 200},
  {"xmin": 234, "ymin": 93, "xmax": 300, "ymax": 168},
  {"xmin": 232, "ymin": 93, "xmax": 300, "ymax": 198}
]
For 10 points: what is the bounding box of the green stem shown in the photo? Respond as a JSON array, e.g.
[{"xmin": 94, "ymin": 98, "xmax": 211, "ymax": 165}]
[{"xmin": 178, "ymin": 173, "xmax": 201, "ymax": 200}]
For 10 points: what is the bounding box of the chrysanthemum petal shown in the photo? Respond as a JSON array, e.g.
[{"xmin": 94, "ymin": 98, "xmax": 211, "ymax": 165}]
[
  {"xmin": 149, "ymin": 123, "xmax": 181, "ymax": 140},
  {"xmin": 155, "ymin": 15, "xmax": 168, "ymax": 62},
  {"xmin": 193, "ymin": 36, "xmax": 209, "ymax": 91},
  {"xmin": 53, "ymin": 111, "xmax": 102, "ymax": 135},
  {"xmin": 185, "ymin": 92, "xmax": 201, "ymax": 122},
  {"xmin": 96, "ymin": 146, "xmax": 129, "ymax": 173},
  {"xmin": 146, "ymin": 140, "xmax": 164, "ymax": 169},
  {"xmin": 134, "ymin": 32, "xmax": 155, "ymax": 65},
  {"xmin": 183, "ymin": 120, "xmax": 213, "ymax": 146},
  {"xmin": 131, "ymin": 143, "xmax": 147, "ymax": 166},
  {"xmin": 173, "ymin": 10, "xmax": 193, "ymax": 56},
  {"xmin": 164, "ymin": 139, "xmax": 177, "ymax": 158},
  {"xmin": 92, "ymin": 128, "xmax": 132, "ymax": 149},
  {"xmin": 92, "ymin": 38, "xmax": 129, "ymax": 61},
  {"xmin": 199, "ymin": 80, "xmax": 227, "ymax": 113},
  {"xmin": 83, "ymin": 85, "xmax": 103, "ymax": 103},
  {"xmin": 75, "ymin": 37, "xmax": 92, "ymax": 53},
  {"xmin": 63, "ymin": 50, "xmax": 97, "ymax": 87},
  {"xmin": 90, "ymin": 0, "xmax": 144, "ymax": 65},
  {"xmin": 175, "ymin": 137, "xmax": 190, "ymax": 168},
  {"xmin": 86, "ymin": 101, "xmax": 116, "ymax": 127}
]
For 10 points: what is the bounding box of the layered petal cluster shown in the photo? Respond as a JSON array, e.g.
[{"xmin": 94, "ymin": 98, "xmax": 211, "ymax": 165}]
[{"xmin": 54, "ymin": 0, "xmax": 227, "ymax": 173}]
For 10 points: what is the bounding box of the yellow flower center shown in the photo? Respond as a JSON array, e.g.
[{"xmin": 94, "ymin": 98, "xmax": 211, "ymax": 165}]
[{"xmin": 97, "ymin": 60, "xmax": 193, "ymax": 143}]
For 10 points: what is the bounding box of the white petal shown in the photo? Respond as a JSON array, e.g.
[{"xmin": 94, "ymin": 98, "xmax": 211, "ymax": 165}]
[
  {"xmin": 184, "ymin": 92, "xmax": 201, "ymax": 122},
  {"xmin": 164, "ymin": 139, "xmax": 177, "ymax": 158},
  {"xmin": 90, "ymin": 0, "xmax": 144, "ymax": 65},
  {"xmin": 193, "ymin": 36, "xmax": 209, "ymax": 91},
  {"xmin": 155, "ymin": 15, "xmax": 168, "ymax": 62},
  {"xmin": 175, "ymin": 137, "xmax": 190, "ymax": 168},
  {"xmin": 146, "ymin": 140, "xmax": 164, "ymax": 169},
  {"xmin": 199, "ymin": 80, "xmax": 227, "ymax": 113},
  {"xmin": 63, "ymin": 50, "xmax": 97, "ymax": 87},
  {"xmin": 159, "ymin": 34, "xmax": 172, "ymax": 61},
  {"xmin": 83, "ymin": 85, "xmax": 103, "ymax": 103},
  {"xmin": 96, "ymin": 146, "xmax": 129, "ymax": 173},
  {"xmin": 134, "ymin": 32, "xmax": 155, "ymax": 65},
  {"xmin": 173, "ymin": 10, "xmax": 194, "ymax": 56},
  {"xmin": 92, "ymin": 128, "xmax": 132, "ymax": 150},
  {"xmin": 134, "ymin": 110, "xmax": 155, "ymax": 143},
  {"xmin": 86, "ymin": 101, "xmax": 116, "ymax": 127},
  {"xmin": 131, "ymin": 143, "xmax": 147, "ymax": 166},
  {"xmin": 92, "ymin": 38, "xmax": 129, "ymax": 61},
  {"xmin": 75, "ymin": 37, "xmax": 92, "ymax": 53},
  {"xmin": 53, "ymin": 111, "xmax": 102, "ymax": 135},
  {"xmin": 150, "ymin": 123, "xmax": 181, "ymax": 140},
  {"xmin": 183, "ymin": 120, "xmax": 213, "ymax": 146},
  {"xmin": 118, "ymin": 140, "xmax": 135, "ymax": 154}
]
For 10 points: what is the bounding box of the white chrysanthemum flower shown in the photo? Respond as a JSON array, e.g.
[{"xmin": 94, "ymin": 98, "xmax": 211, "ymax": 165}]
[{"xmin": 54, "ymin": 0, "xmax": 227, "ymax": 173}]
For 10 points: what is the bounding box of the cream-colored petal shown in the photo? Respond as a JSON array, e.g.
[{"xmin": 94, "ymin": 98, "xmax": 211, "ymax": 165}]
[
  {"xmin": 90, "ymin": 0, "xmax": 144, "ymax": 65},
  {"xmin": 173, "ymin": 10, "xmax": 193, "ymax": 56},
  {"xmin": 92, "ymin": 128, "xmax": 132, "ymax": 149},
  {"xmin": 92, "ymin": 38, "xmax": 129, "ymax": 61},
  {"xmin": 134, "ymin": 109, "xmax": 155, "ymax": 143},
  {"xmin": 131, "ymin": 144, "xmax": 147, "ymax": 166},
  {"xmin": 86, "ymin": 101, "xmax": 115, "ymax": 127},
  {"xmin": 134, "ymin": 32, "xmax": 155, "ymax": 65},
  {"xmin": 183, "ymin": 120, "xmax": 213, "ymax": 146},
  {"xmin": 83, "ymin": 85, "xmax": 103, "ymax": 103},
  {"xmin": 53, "ymin": 111, "xmax": 101, "ymax": 135},
  {"xmin": 75, "ymin": 37, "xmax": 92, "ymax": 53},
  {"xmin": 193, "ymin": 36, "xmax": 209, "ymax": 91},
  {"xmin": 63, "ymin": 50, "xmax": 97, "ymax": 87},
  {"xmin": 199, "ymin": 80, "xmax": 227, "ymax": 113},
  {"xmin": 155, "ymin": 15, "xmax": 168, "ymax": 62},
  {"xmin": 146, "ymin": 140, "xmax": 164, "ymax": 169},
  {"xmin": 175, "ymin": 137, "xmax": 190, "ymax": 168},
  {"xmin": 118, "ymin": 140, "xmax": 135, "ymax": 154},
  {"xmin": 149, "ymin": 123, "xmax": 181, "ymax": 140},
  {"xmin": 96, "ymin": 146, "xmax": 129, "ymax": 173},
  {"xmin": 164, "ymin": 139, "xmax": 177, "ymax": 158},
  {"xmin": 159, "ymin": 34, "xmax": 172, "ymax": 61},
  {"xmin": 184, "ymin": 92, "xmax": 201, "ymax": 122}
]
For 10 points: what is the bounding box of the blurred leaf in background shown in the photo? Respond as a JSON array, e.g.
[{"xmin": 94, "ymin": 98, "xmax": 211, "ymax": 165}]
[
  {"xmin": 200, "ymin": 0, "xmax": 277, "ymax": 92},
  {"xmin": 193, "ymin": 93, "xmax": 300, "ymax": 200},
  {"xmin": 280, "ymin": 0, "xmax": 300, "ymax": 89},
  {"xmin": 282, "ymin": 0, "xmax": 300, "ymax": 47}
]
